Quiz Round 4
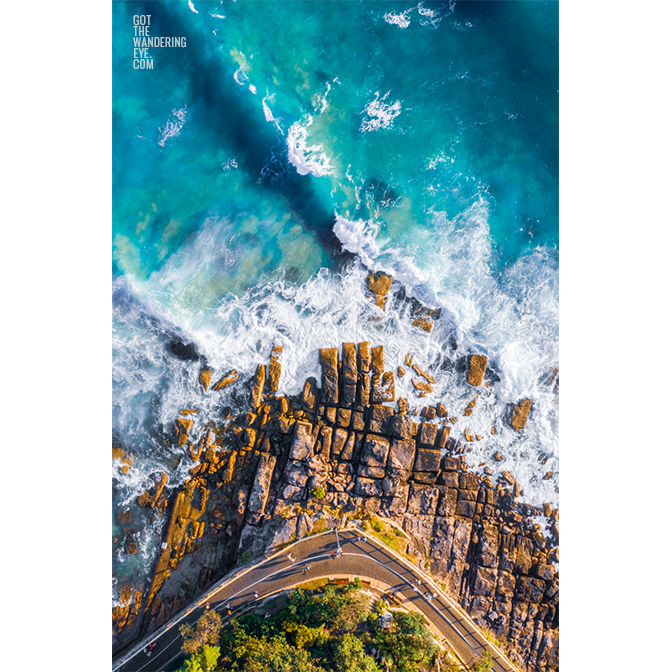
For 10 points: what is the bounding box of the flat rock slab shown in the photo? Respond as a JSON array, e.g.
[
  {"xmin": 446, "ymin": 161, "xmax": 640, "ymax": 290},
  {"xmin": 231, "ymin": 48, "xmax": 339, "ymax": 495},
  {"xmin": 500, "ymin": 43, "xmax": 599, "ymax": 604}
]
[
  {"xmin": 414, "ymin": 448, "xmax": 441, "ymax": 473},
  {"xmin": 361, "ymin": 433, "xmax": 391, "ymax": 468},
  {"xmin": 387, "ymin": 438, "xmax": 416, "ymax": 473},
  {"xmin": 320, "ymin": 348, "xmax": 339, "ymax": 404},
  {"xmin": 289, "ymin": 421, "xmax": 316, "ymax": 460},
  {"xmin": 511, "ymin": 399, "xmax": 532, "ymax": 432},
  {"xmin": 467, "ymin": 354, "xmax": 488, "ymax": 386}
]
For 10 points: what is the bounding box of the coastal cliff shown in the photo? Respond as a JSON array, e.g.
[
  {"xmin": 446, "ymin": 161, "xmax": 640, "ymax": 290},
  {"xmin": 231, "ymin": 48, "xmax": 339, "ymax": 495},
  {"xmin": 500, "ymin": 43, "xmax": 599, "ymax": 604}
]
[{"xmin": 113, "ymin": 289, "xmax": 558, "ymax": 672}]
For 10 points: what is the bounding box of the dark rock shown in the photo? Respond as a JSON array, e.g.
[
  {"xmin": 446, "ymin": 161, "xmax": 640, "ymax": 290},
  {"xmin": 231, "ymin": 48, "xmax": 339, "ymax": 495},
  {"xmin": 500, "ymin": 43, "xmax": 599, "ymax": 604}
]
[
  {"xmin": 289, "ymin": 421, "xmax": 316, "ymax": 460},
  {"xmin": 413, "ymin": 472, "xmax": 439, "ymax": 485},
  {"xmin": 358, "ymin": 342, "xmax": 371, "ymax": 373},
  {"xmin": 407, "ymin": 484, "xmax": 440, "ymax": 516},
  {"xmin": 319, "ymin": 348, "xmax": 339, "ymax": 404},
  {"xmin": 438, "ymin": 470, "xmax": 459, "ymax": 488},
  {"xmin": 361, "ymin": 434, "xmax": 391, "ymax": 468},
  {"xmin": 475, "ymin": 522, "xmax": 500, "ymax": 568},
  {"xmin": 437, "ymin": 488, "xmax": 458, "ymax": 517},
  {"xmin": 337, "ymin": 408, "xmax": 352, "ymax": 428},
  {"xmin": 387, "ymin": 439, "xmax": 416, "ymax": 475},
  {"xmin": 302, "ymin": 377, "xmax": 317, "ymax": 411},
  {"xmin": 331, "ymin": 428, "xmax": 349, "ymax": 459},
  {"xmin": 515, "ymin": 576, "xmax": 546, "ymax": 603},
  {"xmin": 414, "ymin": 448, "xmax": 442, "ymax": 473},
  {"xmin": 455, "ymin": 500, "xmax": 476, "ymax": 518},
  {"xmin": 442, "ymin": 456, "xmax": 461, "ymax": 471},
  {"xmin": 354, "ymin": 477, "xmax": 383, "ymax": 498},
  {"xmin": 472, "ymin": 567, "xmax": 498, "ymax": 596},
  {"xmin": 340, "ymin": 432, "xmax": 357, "ymax": 461},
  {"xmin": 368, "ymin": 404, "xmax": 394, "ymax": 433},
  {"xmin": 358, "ymin": 464, "xmax": 386, "ymax": 479},
  {"xmin": 167, "ymin": 340, "xmax": 200, "ymax": 362},
  {"xmin": 246, "ymin": 453, "xmax": 277, "ymax": 519},
  {"xmin": 357, "ymin": 374, "xmax": 371, "ymax": 407},
  {"xmin": 418, "ymin": 422, "xmax": 437, "ymax": 447}
]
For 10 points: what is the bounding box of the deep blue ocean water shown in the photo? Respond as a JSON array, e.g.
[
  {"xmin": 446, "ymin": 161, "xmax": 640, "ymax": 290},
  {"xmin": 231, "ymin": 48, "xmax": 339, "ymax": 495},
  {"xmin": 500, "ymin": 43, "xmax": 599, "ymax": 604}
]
[{"xmin": 112, "ymin": 0, "xmax": 558, "ymax": 594}]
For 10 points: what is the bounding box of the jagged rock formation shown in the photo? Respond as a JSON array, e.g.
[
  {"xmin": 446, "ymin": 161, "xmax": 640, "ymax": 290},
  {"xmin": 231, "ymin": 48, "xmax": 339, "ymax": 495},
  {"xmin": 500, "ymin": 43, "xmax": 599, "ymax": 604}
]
[{"xmin": 113, "ymin": 342, "xmax": 558, "ymax": 672}]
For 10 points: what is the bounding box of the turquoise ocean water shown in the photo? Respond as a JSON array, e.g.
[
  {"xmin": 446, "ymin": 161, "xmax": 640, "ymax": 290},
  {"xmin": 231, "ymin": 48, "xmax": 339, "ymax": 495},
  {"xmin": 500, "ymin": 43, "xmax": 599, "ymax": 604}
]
[{"xmin": 112, "ymin": 0, "xmax": 558, "ymax": 594}]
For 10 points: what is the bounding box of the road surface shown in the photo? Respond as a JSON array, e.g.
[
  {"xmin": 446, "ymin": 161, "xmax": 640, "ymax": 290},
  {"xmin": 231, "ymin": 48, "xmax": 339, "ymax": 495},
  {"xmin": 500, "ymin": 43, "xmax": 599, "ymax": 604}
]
[{"xmin": 113, "ymin": 529, "xmax": 518, "ymax": 672}]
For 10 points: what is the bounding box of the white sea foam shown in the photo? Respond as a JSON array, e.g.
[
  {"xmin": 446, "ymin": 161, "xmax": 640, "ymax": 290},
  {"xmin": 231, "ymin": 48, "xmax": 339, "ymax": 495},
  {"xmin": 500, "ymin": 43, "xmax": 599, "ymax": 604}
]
[
  {"xmin": 262, "ymin": 97, "xmax": 275, "ymax": 122},
  {"xmin": 360, "ymin": 92, "xmax": 402, "ymax": 132},
  {"xmin": 383, "ymin": 10, "xmax": 411, "ymax": 29},
  {"xmin": 233, "ymin": 67, "xmax": 248, "ymax": 86},
  {"xmin": 262, "ymin": 94, "xmax": 284, "ymax": 134},
  {"xmin": 157, "ymin": 105, "xmax": 187, "ymax": 147},
  {"xmin": 383, "ymin": 4, "xmax": 443, "ymax": 30},
  {"xmin": 333, "ymin": 213, "xmax": 380, "ymax": 266},
  {"xmin": 188, "ymin": 0, "xmax": 198, "ymax": 14},
  {"xmin": 114, "ymin": 196, "xmax": 558, "ymax": 522},
  {"xmin": 287, "ymin": 116, "xmax": 334, "ymax": 177}
]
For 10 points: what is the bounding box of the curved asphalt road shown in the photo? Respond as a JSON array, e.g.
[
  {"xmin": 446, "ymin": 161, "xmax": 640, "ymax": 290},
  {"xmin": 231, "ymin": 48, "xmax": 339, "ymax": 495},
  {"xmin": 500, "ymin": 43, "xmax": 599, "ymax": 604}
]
[{"xmin": 114, "ymin": 529, "xmax": 518, "ymax": 672}]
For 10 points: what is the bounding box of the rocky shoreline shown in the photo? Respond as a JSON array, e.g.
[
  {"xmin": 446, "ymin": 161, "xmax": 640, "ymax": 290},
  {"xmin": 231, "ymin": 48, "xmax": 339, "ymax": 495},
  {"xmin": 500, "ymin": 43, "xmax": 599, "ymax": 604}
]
[{"xmin": 113, "ymin": 278, "xmax": 559, "ymax": 672}]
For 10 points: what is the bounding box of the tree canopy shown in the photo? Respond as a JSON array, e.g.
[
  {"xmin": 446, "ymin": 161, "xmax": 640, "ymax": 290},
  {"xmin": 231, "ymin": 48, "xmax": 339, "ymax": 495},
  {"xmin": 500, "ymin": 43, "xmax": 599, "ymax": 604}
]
[{"xmin": 178, "ymin": 581, "xmax": 440, "ymax": 672}]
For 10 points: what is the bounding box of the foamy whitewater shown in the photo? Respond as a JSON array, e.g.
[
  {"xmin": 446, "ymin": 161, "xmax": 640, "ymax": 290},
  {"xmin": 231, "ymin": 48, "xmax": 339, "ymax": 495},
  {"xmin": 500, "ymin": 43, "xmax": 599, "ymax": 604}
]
[{"xmin": 113, "ymin": 0, "xmax": 558, "ymax": 596}]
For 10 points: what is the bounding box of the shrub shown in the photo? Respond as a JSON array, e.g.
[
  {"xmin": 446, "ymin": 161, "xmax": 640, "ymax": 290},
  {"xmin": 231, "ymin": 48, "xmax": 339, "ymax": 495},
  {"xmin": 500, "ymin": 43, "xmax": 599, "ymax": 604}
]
[{"xmin": 179, "ymin": 609, "xmax": 222, "ymax": 655}]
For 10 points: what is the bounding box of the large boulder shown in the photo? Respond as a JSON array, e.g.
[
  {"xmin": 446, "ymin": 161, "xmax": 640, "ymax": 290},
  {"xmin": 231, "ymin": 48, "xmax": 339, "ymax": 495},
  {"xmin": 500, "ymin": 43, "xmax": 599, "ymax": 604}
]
[
  {"xmin": 389, "ymin": 415, "xmax": 413, "ymax": 439},
  {"xmin": 289, "ymin": 421, "xmax": 317, "ymax": 460},
  {"xmin": 358, "ymin": 342, "xmax": 371, "ymax": 373},
  {"xmin": 355, "ymin": 477, "xmax": 383, "ymax": 498},
  {"xmin": 515, "ymin": 576, "xmax": 547, "ymax": 603},
  {"xmin": 320, "ymin": 348, "xmax": 339, "ymax": 404},
  {"xmin": 467, "ymin": 354, "xmax": 488, "ymax": 386},
  {"xmin": 250, "ymin": 365, "xmax": 266, "ymax": 408},
  {"xmin": 475, "ymin": 522, "xmax": 500, "ymax": 568},
  {"xmin": 472, "ymin": 567, "xmax": 498, "ymax": 597},
  {"xmin": 387, "ymin": 438, "xmax": 416, "ymax": 476},
  {"xmin": 361, "ymin": 434, "xmax": 391, "ymax": 468},
  {"xmin": 406, "ymin": 484, "xmax": 440, "ymax": 516},
  {"xmin": 510, "ymin": 399, "xmax": 532, "ymax": 432},
  {"xmin": 414, "ymin": 448, "xmax": 441, "ymax": 473},
  {"xmin": 247, "ymin": 453, "xmax": 277, "ymax": 519},
  {"xmin": 417, "ymin": 422, "xmax": 437, "ymax": 446},
  {"xmin": 368, "ymin": 404, "xmax": 394, "ymax": 434},
  {"xmin": 268, "ymin": 346, "xmax": 283, "ymax": 393}
]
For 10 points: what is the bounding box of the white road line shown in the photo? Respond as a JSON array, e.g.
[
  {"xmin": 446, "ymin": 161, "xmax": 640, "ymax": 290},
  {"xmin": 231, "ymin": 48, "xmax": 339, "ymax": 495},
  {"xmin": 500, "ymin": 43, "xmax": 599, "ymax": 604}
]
[{"xmin": 123, "ymin": 536, "xmax": 514, "ymax": 672}]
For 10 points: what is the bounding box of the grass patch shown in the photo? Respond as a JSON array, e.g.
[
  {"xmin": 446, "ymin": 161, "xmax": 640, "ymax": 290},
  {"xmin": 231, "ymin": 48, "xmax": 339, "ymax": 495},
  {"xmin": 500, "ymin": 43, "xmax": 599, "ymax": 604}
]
[
  {"xmin": 359, "ymin": 514, "xmax": 412, "ymax": 557},
  {"xmin": 482, "ymin": 628, "xmax": 511, "ymax": 654},
  {"xmin": 309, "ymin": 518, "xmax": 329, "ymax": 535},
  {"xmin": 294, "ymin": 577, "xmax": 330, "ymax": 591}
]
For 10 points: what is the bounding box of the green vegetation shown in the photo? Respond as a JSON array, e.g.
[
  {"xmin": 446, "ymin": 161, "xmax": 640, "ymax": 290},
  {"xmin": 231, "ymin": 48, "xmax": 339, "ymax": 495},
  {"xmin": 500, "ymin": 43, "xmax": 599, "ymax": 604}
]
[
  {"xmin": 310, "ymin": 486, "xmax": 326, "ymax": 499},
  {"xmin": 361, "ymin": 516, "xmax": 409, "ymax": 556},
  {"xmin": 179, "ymin": 581, "xmax": 440, "ymax": 672},
  {"xmin": 471, "ymin": 650, "xmax": 494, "ymax": 671},
  {"xmin": 180, "ymin": 610, "xmax": 223, "ymax": 655}
]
